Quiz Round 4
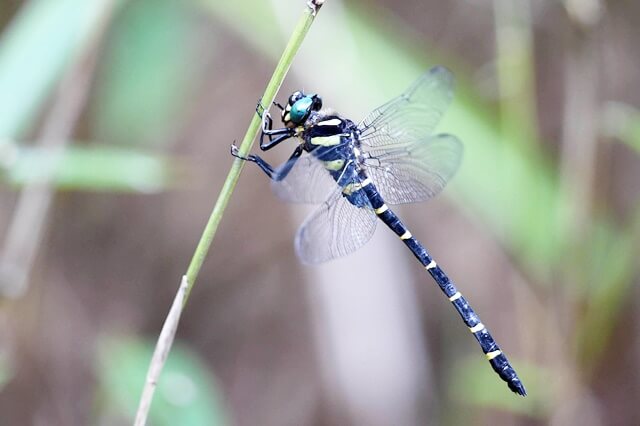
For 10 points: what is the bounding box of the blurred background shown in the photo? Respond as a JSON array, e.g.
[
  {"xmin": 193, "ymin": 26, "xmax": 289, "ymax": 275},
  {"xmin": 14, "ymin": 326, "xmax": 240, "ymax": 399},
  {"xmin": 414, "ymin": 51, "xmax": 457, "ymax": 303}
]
[{"xmin": 0, "ymin": 0, "xmax": 638, "ymax": 424}]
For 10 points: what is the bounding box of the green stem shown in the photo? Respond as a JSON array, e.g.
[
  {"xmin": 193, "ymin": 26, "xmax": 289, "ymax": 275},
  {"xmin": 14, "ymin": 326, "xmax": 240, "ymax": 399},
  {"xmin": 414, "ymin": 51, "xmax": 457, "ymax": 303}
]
[
  {"xmin": 134, "ymin": 4, "xmax": 323, "ymax": 425},
  {"xmin": 184, "ymin": 2, "xmax": 321, "ymax": 303}
]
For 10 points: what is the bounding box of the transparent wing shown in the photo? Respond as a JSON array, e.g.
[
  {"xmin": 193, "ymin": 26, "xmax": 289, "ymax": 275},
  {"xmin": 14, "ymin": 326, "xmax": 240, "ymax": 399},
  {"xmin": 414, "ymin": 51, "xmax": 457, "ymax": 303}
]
[
  {"xmin": 358, "ymin": 66, "xmax": 454, "ymax": 148},
  {"xmin": 363, "ymin": 134, "xmax": 462, "ymax": 204},
  {"xmin": 271, "ymin": 154, "xmax": 337, "ymax": 204},
  {"xmin": 294, "ymin": 189, "xmax": 377, "ymax": 264}
]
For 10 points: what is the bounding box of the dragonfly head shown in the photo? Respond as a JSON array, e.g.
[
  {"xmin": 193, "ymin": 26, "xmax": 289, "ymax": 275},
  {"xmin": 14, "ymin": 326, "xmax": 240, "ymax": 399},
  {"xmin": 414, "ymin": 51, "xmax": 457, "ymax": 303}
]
[{"xmin": 282, "ymin": 91, "xmax": 323, "ymax": 128}]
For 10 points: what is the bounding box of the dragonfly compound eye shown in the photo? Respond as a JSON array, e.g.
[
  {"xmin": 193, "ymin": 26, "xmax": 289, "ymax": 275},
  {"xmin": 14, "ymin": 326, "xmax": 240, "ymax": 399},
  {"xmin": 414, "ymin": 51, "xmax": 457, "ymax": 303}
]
[
  {"xmin": 290, "ymin": 97, "xmax": 314, "ymax": 124},
  {"xmin": 311, "ymin": 94, "xmax": 323, "ymax": 111}
]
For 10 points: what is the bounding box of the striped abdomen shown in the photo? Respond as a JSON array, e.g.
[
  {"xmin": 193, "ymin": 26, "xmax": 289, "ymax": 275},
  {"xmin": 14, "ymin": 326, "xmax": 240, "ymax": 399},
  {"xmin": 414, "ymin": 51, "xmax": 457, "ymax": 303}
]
[{"xmin": 358, "ymin": 171, "xmax": 527, "ymax": 396}]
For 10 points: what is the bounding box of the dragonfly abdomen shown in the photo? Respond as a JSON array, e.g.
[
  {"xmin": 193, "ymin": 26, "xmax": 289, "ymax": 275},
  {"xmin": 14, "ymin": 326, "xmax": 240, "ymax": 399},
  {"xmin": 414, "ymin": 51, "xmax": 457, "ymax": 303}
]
[{"xmin": 358, "ymin": 171, "xmax": 527, "ymax": 396}]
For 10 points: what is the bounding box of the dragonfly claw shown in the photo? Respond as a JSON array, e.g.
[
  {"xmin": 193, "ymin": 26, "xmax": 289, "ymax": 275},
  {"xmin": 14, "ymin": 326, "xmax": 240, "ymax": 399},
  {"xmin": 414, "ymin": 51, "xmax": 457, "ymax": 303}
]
[
  {"xmin": 230, "ymin": 143, "xmax": 246, "ymax": 160},
  {"xmin": 255, "ymin": 98, "xmax": 266, "ymax": 118}
]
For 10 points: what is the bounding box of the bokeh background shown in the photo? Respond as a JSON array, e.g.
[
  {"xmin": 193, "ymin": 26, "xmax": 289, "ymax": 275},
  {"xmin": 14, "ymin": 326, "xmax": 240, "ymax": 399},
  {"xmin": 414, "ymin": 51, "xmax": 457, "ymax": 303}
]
[{"xmin": 0, "ymin": 0, "xmax": 639, "ymax": 425}]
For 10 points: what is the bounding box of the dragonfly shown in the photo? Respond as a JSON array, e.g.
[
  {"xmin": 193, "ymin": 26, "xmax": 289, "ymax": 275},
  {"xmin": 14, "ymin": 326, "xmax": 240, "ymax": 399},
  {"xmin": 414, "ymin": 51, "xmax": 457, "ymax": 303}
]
[{"xmin": 231, "ymin": 66, "xmax": 526, "ymax": 396}]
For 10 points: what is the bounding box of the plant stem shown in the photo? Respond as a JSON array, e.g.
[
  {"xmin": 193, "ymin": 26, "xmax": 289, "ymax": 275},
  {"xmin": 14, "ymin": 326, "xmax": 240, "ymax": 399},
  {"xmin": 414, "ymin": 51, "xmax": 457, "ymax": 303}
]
[
  {"xmin": 134, "ymin": 2, "xmax": 324, "ymax": 425},
  {"xmin": 184, "ymin": 1, "xmax": 321, "ymax": 302}
]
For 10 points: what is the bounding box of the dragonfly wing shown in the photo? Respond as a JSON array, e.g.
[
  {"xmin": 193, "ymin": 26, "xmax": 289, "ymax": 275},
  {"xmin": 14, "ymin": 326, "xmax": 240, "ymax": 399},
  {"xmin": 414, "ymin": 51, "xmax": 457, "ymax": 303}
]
[
  {"xmin": 363, "ymin": 134, "xmax": 462, "ymax": 204},
  {"xmin": 358, "ymin": 66, "xmax": 454, "ymax": 148},
  {"xmin": 294, "ymin": 190, "xmax": 377, "ymax": 264},
  {"xmin": 271, "ymin": 153, "xmax": 337, "ymax": 204}
]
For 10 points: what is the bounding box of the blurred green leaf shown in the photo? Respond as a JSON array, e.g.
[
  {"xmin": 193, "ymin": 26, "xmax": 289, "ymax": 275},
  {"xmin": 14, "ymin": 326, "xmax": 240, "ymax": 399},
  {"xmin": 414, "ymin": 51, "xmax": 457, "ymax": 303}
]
[
  {"xmin": 0, "ymin": 0, "xmax": 116, "ymax": 140},
  {"xmin": 194, "ymin": 0, "xmax": 279, "ymax": 57},
  {"xmin": 576, "ymin": 214, "xmax": 638, "ymax": 371},
  {"xmin": 91, "ymin": 0, "xmax": 207, "ymax": 146},
  {"xmin": 602, "ymin": 102, "xmax": 640, "ymax": 154},
  {"xmin": 1, "ymin": 144, "xmax": 177, "ymax": 192},
  {"xmin": 0, "ymin": 351, "xmax": 12, "ymax": 391},
  {"xmin": 450, "ymin": 356, "xmax": 551, "ymax": 418},
  {"xmin": 96, "ymin": 336, "xmax": 227, "ymax": 426}
]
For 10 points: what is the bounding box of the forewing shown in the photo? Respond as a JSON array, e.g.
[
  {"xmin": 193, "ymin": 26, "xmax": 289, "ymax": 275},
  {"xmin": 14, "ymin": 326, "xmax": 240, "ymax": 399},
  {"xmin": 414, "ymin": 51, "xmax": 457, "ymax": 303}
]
[
  {"xmin": 358, "ymin": 66, "xmax": 454, "ymax": 148},
  {"xmin": 294, "ymin": 190, "xmax": 377, "ymax": 264},
  {"xmin": 271, "ymin": 154, "xmax": 337, "ymax": 204},
  {"xmin": 364, "ymin": 134, "xmax": 462, "ymax": 204}
]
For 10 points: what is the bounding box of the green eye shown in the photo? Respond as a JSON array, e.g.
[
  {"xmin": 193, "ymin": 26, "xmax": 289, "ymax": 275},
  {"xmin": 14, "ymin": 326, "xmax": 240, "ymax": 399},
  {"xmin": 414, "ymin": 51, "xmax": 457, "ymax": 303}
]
[{"xmin": 290, "ymin": 97, "xmax": 313, "ymax": 123}]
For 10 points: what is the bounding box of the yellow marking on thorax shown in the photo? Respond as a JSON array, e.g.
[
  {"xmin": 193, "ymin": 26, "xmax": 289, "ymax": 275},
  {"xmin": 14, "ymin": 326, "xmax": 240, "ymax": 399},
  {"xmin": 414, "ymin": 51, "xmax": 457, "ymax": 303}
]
[
  {"xmin": 448, "ymin": 292, "xmax": 461, "ymax": 302},
  {"xmin": 400, "ymin": 231, "xmax": 412, "ymax": 240},
  {"xmin": 485, "ymin": 350, "xmax": 502, "ymax": 360},
  {"xmin": 322, "ymin": 159, "xmax": 345, "ymax": 171},
  {"xmin": 317, "ymin": 118, "xmax": 342, "ymax": 126},
  {"xmin": 284, "ymin": 112, "xmax": 291, "ymax": 122},
  {"xmin": 310, "ymin": 135, "xmax": 342, "ymax": 146},
  {"xmin": 375, "ymin": 204, "xmax": 389, "ymax": 214},
  {"xmin": 425, "ymin": 260, "xmax": 437, "ymax": 270},
  {"xmin": 469, "ymin": 323, "xmax": 485, "ymax": 333}
]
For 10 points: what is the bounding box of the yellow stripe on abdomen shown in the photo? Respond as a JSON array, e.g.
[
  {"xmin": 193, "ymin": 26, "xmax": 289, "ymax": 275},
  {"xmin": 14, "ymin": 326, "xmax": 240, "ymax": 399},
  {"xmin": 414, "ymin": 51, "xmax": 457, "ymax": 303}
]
[
  {"xmin": 341, "ymin": 178, "xmax": 373, "ymax": 196},
  {"xmin": 469, "ymin": 323, "xmax": 485, "ymax": 333},
  {"xmin": 375, "ymin": 204, "xmax": 389, "ymax": 214},
  {"xmin": 448, "ymin": 292, "xmax": 461, "ymax": 302},
  {"xmin": 485, "ymin": 350, "xmax": 502, "ymax": 360}
]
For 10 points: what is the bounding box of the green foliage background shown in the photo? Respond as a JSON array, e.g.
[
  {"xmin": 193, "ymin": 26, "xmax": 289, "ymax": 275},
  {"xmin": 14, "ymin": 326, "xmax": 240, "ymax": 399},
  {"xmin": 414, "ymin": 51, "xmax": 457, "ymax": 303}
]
[{"xmin": 0, "ymin": 0, "xmax": 638, "ymax": 424}]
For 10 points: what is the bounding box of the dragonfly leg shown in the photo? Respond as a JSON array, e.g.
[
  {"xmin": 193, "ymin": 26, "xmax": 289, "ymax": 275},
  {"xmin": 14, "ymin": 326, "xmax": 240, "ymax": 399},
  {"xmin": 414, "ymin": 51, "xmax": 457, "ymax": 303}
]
[
  {"xmin": 231, "ymin": 143, "xmax": 303, "ymax": 181},
  {"xmin": 260, "ymin": 131, "xmax": 294, "ymax": 151},
  {"xmin": 260, "ymin": 113, "xmax": 295, "ymax": 151},
  {"xmin": 256, "ymin": 97, "xmax": 285, "ymax": 118},
  {"xmin": 307, "ymin": 0, "xmax": 324, "ymax": 15}
]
